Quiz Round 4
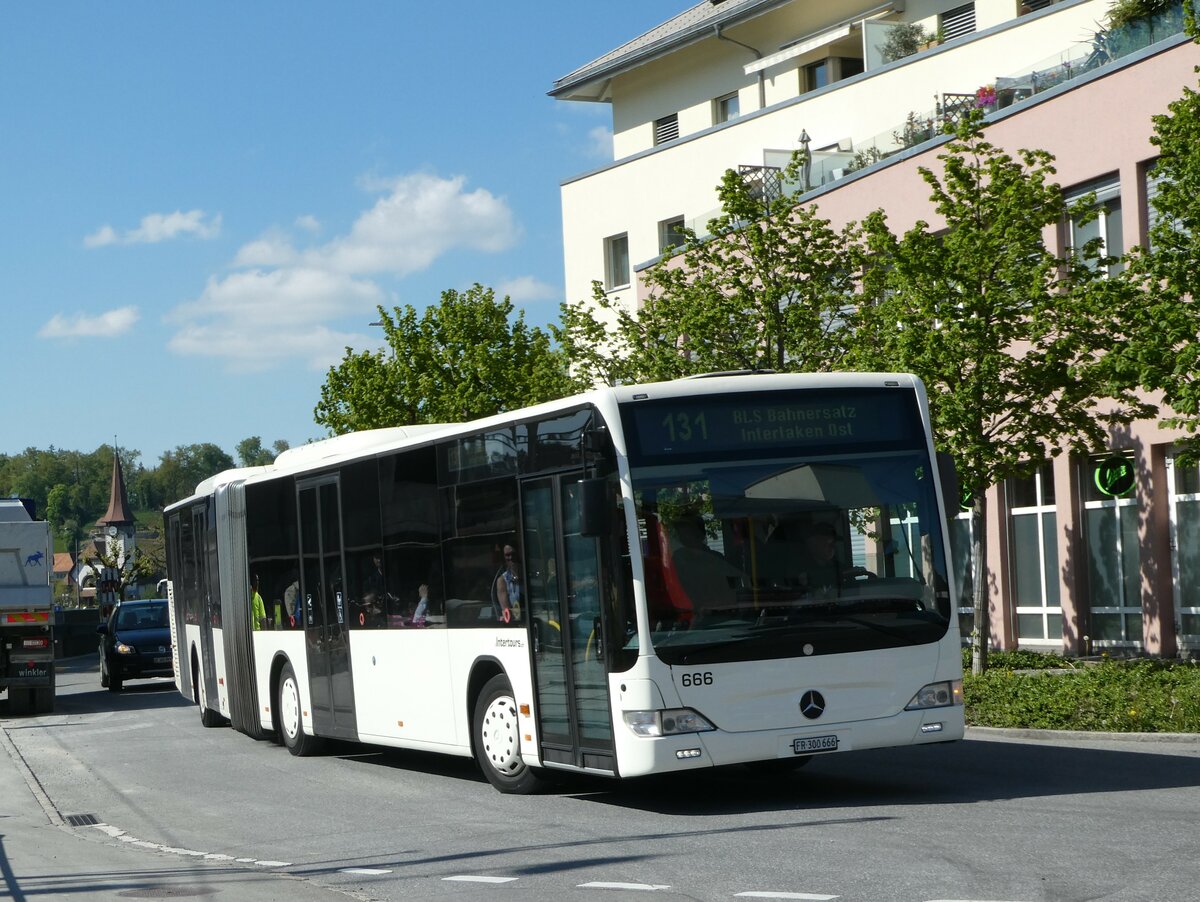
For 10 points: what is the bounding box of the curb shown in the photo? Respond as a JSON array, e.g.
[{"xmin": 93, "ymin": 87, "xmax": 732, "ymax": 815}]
[{"xmin": 967, "ymin": 725, "xmax": 1200, "ymax": 743}]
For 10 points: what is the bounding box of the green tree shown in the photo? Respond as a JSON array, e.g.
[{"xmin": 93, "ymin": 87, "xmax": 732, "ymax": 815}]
[
  {"xmin": 557, "ymin": 159, "xmax": 867, "ymax": 385},
  {"xmin": 315, "ymin": 284, "xmax": 579, "ymax": 433},
  {"xmin": 236, "ymin": 436, "xmax": 289, "ymax": 467},
  {"xmin": 154, "ymin": 443, "xmax": 235, "ymax": 505},
  {"xmin": 1112, "ymin": 10, "xmax": 1200, "ymax": 457},
  {"xmin": 855, "ymin": 111, "xmax": 1152, "ymax": 673}
]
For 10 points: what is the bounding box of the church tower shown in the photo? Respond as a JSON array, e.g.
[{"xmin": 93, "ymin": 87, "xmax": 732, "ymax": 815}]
[{"xmin": 96, "ymin": 448, "xmax": 136, "ymax": 563}]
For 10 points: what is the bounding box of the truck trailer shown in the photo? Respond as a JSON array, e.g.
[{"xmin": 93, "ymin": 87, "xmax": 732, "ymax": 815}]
[{"xmin": 0, "ymin": 498, "xmax": 56, "ymax": 714}]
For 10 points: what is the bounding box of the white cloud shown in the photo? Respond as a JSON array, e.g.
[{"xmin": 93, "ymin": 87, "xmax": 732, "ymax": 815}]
[
  {"xmin": 233, "ymin": 232, "xmax": 299, "ymax": 268},
  {"xmin": 39, "ymin": 306, "xmax": 139, "ymax": 339},
  {"xmin": 170, "ymin": 172, "xmax": 519, "ymax": 371},
  {"xmin": 314, "ymin": 173, "xmax": 518, "ymax": 275},
  {"xmin": 168, "ymin": 267, "xmax": 384, "ymax": 370},
  {"xmin": 498, "ymin": 275, "xmax": 559, "ymax": 304},
  {"xmin": 168, "ymin": 320, "xmax": 369, "ymax": 374},
  {"xmin": 587, "ymin": 126, "xmax": 614, "ymax": 159},
  {"xmin": 85, "ymin": 210, "xmax": 221, "ymax": 247}
]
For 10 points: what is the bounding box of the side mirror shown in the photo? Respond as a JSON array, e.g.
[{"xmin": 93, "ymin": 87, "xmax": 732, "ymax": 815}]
[
  {"xmin": 96, "ymin": 623, "xmax": 108, "ymax": 635},
  {"xmin": 578, "ymin": 477, "xmax": 610, "ymax": 538},
  {"xmin": 937, "ymin": 451, "xmax": 960, "ymax": 524}
]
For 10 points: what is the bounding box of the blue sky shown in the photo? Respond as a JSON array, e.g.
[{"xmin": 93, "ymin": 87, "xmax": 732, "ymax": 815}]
[{"xmin": 3, "ymin": 2, "xmax": 681, "ymax": 467}]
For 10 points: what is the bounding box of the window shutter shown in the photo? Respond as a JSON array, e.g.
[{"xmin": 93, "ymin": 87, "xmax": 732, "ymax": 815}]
[
  {"xmin": 654, "ymin": 113, "xmax": 679, "ymax": 145},
  {"xmin": 941, "ymin": 3, "xmax": 976, "ymax": 41}
]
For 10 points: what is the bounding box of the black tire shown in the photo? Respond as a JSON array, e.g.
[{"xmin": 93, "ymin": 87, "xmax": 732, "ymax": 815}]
[
  {"xmin": 7, "ymin": 687, "xmax": 33, "ymax": 715},
  {"xmin": 199, "ymin": 699, "xmax": 224, "ymax": 728},
  {"xmin": 472, "ymin": 674, "xmax": 545, "ymax": 794},
  {"xmin": 100, "ymin": 658, "xmax": 110, "ymax": 689},
  {"xmin": 32, "ymin": 687, "xmax": 54, "ymax": 714},
  {"xmin": 277, "ymin": 662, "xmax": 321, "ymax": 756},
  {"xmin": 744, "ymin": 755, "xmax": 812, "ymax": 776}
]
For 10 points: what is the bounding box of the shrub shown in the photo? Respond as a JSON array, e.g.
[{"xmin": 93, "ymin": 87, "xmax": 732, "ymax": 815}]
[
  {"xmin": 965, "ymin": 657, "xmax": 1200, "ymax": 732},
  {"xmin": 878, "ymin": 22, "xmax": 934, "ymax": 63}
]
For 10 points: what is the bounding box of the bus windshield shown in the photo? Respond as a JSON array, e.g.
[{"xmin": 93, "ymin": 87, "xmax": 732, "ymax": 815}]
[{"xmin": 622, "ymin": 388, "xmax": 952, "ymax": 665}]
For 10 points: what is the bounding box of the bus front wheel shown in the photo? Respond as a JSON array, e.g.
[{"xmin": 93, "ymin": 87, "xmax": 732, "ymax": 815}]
[
  {"xmin": 277, "ymin": 662, "xmax": 321, "ymax": 756},
  {"xmin": 472, "ymin": 675, "xmax": 544, "ymax": 794}
]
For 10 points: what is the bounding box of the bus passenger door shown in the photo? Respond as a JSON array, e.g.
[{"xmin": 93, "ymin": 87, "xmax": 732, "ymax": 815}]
[
  {"xmin": 298, "ymin": 477, "xmax": 357, "ymax": 740},
  {"xmin": 192, "ymin": 505, "xmax": 219, "ymax": 707},
  {"xmin": 522, "ymin": 477, "xmax": 615, "ymax": 773}
]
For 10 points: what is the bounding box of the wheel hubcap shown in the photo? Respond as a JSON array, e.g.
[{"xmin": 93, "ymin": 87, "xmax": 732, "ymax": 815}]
[
  {"xmin": 281, "ymin": 677, "xmax": 300, "ymax": 739},
  {"xmin": 481, "ymin": 695, "xmax": 522, "ymax": 775}
]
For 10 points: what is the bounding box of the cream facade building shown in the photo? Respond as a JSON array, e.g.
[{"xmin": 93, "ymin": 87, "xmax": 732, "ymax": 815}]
[
  {"xmin": 553, "ymin": 0, "xmax": 1200, "ymax": 658},
  {"xmin": 554, "ymin": 0, "xmax": 1118, "ymax": 312}
]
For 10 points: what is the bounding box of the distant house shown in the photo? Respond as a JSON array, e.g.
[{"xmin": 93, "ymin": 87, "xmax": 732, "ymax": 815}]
[{"xmin": 52, "ymin": 552, "xmax": 74, "ymax": 584}]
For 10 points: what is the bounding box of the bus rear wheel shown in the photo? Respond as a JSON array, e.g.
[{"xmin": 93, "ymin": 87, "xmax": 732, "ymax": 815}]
[
  {"xmin": 277, "ymin": 662, "xmax": 321, "ymax": 756},
  {"xmin": 473, "ymin": 675, "xmax": 544, "ymax": 794}
]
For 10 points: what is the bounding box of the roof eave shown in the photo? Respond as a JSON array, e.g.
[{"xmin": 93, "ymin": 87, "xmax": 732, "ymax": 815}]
[{"xmin": 548, "ymin": 0, "xmax": 792, "ymax": 101}]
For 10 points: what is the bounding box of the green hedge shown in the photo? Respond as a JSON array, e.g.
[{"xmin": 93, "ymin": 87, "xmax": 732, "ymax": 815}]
[{"xmin": 963, "ymin": 653, "xmax": 1200, "ymax": 732}]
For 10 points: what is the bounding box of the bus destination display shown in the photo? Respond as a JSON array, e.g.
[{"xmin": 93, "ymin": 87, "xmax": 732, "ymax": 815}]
[{"xmin": 626, "ymin": 390, "xmax": 920, "ymax": 458}]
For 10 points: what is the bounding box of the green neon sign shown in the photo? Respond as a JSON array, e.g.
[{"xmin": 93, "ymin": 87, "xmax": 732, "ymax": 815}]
[{"xmin": 1094, "ymin": 457, "xmax": 1135, "ymax": 498}]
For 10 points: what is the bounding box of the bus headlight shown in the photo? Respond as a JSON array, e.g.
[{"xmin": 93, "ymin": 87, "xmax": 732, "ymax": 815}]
[
  {"xmin": 623, "ymin": 708, "xmax": 716, "ymax": 737},
  {"xmin": 905, "ymin": 680, "xmax": 963, "ymax": 710}
]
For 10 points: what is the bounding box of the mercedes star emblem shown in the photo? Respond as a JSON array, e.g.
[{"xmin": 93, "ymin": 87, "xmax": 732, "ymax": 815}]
[{"xmin": 799, "ymin": 690, "xmax": 826, "ymax": 720}]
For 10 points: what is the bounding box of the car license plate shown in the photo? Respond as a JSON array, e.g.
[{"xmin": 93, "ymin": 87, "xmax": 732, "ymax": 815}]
[
  {"xmin": 793, "ymin": 734, "xmax": 838, "ymax": 754},
  {"xmin": 153, "ymin": 656, "xmax": 171, "ymax": 664}
]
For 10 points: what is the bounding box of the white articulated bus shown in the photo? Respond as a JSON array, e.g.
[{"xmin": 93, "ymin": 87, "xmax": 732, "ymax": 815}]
[{"xmin": 163, "ymin": 372, "xmax": 963, "ymax": 793}]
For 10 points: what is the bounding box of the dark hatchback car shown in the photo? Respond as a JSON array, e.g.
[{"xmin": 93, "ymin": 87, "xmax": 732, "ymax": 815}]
[{"xmin": 98, "ymin": 599, "xmax": 173, "ymax": 691}]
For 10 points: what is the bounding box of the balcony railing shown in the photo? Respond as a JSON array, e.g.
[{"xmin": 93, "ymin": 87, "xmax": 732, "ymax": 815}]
[{"xmin": 684, "ymin": 2, "xmax": 1192, "ymax": 241}]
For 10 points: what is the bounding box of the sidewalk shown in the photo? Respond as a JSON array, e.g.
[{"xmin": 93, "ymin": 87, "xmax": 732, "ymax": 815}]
[{"xmin": 0, "ymin": 714, "xmax": 351, "ymax": 901}]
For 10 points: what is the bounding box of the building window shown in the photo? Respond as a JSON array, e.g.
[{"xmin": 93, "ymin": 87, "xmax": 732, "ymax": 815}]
[
  {"xmin": 713, "ymin": 92, "xmax": 740, "ymax": 124},
  {"xmin": 1167, "ymin": 453, "xmax": 1200, "ymax": 649},
  {"xmin": 654, "ymin": 113, "xmax": 679, "ymax": 145},
  {"xmin": 1008, "ymin": 462, "xmax": 1062, "ymax": 645},
  {"xmin": 838, "ymin": 56, "xmax": 865, "ymax": 79},
  {"xmin": 1082, "ymin": 454, "xmax": 1142, "ymax": 646},
  {"xmin": 941, "ymin": 2, "xmax": 977, "ymax": 41},
  {"xmin": 658, "ymin": 216, "xmax": 686, "ymax": 253},
  {"xmin": 1065, "ymin": 176, "xmax": 1123, "ymax": 276},
  {"xmin": 604, "ymin": 233, "xmax": 630, "ymax": 290},
  {"xmin": 804, "ymin": 60, "xmax": 829, "ymax": 92}
]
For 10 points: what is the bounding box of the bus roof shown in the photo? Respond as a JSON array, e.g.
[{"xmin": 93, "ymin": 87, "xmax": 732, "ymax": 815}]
[{"xmin": 164, "ymin": 372, "xmax": 923, "ymax": 511}]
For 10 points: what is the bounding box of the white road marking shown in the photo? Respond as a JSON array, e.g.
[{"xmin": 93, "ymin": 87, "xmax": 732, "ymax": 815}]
[
  {"xmin": 86, "ymin": 824, "xmax": 290, "ymax": 868},
  {"xmin": 340, "ymin": 868, "xmax": 393, "ymax": 875},
  {"xmin": 577, "ymin": 882, "xmax": 672, "ymax": 891},
  {"xmin": 443, "ymin": 875, "xmax": 519, "ymax": 884},
  {"xmin": 735, "ymin": 893, "xmax": 839, "ymax": 900}
]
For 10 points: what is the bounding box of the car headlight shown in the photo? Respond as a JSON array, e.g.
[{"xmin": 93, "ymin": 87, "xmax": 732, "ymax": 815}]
[
  {"xmin": 622, "ymin": 708, "xmax": 716, "ymax": 737},
  {"xmin": 115, "ymin": 642, "xmax": 138, "ymax": 655},
  {"xmin": 905, "ymin": 680, "xmax": 963, "ymax": 710}
]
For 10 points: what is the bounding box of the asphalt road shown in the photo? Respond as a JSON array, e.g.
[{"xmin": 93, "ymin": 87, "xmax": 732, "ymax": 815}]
[{"xmin": 3, "ymin": 657, "xmax": 1200, "ymax": 902}]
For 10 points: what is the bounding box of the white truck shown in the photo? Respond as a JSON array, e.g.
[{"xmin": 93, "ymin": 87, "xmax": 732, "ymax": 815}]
[{"xmin": 0, "ymin": 498, "xmax": 55, "ymax": 714}]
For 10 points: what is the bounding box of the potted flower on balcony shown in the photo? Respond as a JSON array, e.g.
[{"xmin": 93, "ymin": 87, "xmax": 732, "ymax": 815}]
[{"xmin": 975, "ymin": 84, "xmax": 997, "ymax": 109}]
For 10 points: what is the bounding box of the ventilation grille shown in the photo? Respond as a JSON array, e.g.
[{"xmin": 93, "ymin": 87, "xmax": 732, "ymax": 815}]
[
  {"xmin": 941, "ymin": 2, "xmax": 976, "ymax": 41},
  {"xmin": 654, "ymin": 114, "xmax": 679, "ymax": 145}
]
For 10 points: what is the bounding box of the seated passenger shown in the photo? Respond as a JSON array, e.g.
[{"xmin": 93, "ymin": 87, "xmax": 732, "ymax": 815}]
[{"xmin": 670, "ymin": 516, "xmax": 746, "ymax": 617}]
